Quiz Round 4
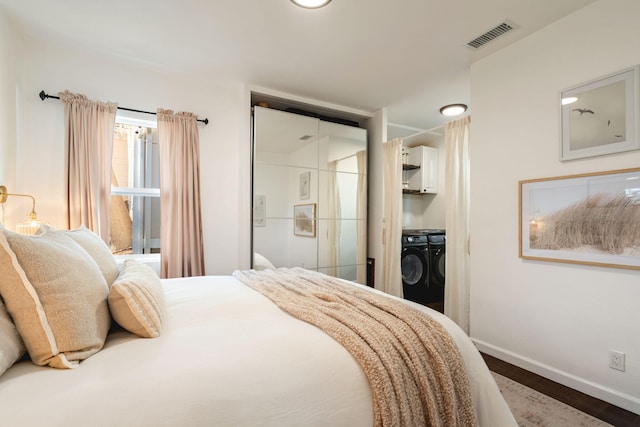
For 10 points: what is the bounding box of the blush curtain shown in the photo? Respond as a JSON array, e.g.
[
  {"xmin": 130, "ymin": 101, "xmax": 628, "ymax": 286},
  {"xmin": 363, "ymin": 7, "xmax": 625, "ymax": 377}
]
[
  {"xmin": 59, "ymin": 91, "xmax": 117, "ymax": 243},
  {"xmin": 444, "ymin": 116, "xmax": 471, "ymax": 334},
  {"xmin": 157, "ymin": 109, "xmax": 205, "ymax": 278},
  {"xmin": 381, "ymin": 139, "xmax": 403, "ymax": 298}
]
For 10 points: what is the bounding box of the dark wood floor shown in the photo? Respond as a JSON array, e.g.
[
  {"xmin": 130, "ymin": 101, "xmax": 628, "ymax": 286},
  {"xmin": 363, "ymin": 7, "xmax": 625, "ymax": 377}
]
[{"xmin": 482, "ymin": 353, "xmax": 640, "ymax": 426}]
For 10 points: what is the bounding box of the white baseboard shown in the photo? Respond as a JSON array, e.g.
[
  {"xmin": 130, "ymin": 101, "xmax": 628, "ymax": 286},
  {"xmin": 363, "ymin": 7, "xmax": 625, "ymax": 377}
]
[{"xmin": 473, "ymin": 339, "xmax": 640, "ymax": 415}]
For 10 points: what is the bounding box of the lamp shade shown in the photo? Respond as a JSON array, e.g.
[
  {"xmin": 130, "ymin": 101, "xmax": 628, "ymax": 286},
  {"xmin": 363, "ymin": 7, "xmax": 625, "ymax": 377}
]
[
  {"xmin": 16, "ymin": 212, "xmax": 42, "ymax": 235},
  {"xmin": 0, "ymin": 185, "xmax": 43, "ymax": 235},
  {"xmin": 16, "ymin": 221, "xmax": 42, "ymax": 235}
]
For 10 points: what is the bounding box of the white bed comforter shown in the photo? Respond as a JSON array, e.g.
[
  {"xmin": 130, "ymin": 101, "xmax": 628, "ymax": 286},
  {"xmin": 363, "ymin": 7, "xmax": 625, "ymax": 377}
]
[{"xmin": 0, "ymin": 276, "xmax": 516, "ymax": 427}]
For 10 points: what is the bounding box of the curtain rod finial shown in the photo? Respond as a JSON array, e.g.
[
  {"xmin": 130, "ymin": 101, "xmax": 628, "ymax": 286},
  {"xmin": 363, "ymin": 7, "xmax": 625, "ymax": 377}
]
[{"xmin": 39, "ymin": 90, "xmax": 46, "ymax": 101}]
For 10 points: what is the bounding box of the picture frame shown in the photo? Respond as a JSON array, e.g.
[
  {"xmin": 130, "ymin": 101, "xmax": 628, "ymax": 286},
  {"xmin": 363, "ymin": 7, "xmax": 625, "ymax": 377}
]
[
  {"xmin": 299, "ymin": 171, "xmax": 310, "ymax": 200},
  {"xmin": 560, "ymin": 65, "xmax": 640, "ymax": 161},
  {"xmin": 253, "ymin": 195, "xmax": 266, "ymax": 227},
  {"xmin": 294, "ymin": 203, "xmax": 316, "ymax": 237},
  {"xmin": 519, "ymin": 168, "xmax": 640, "ymax": 270}
]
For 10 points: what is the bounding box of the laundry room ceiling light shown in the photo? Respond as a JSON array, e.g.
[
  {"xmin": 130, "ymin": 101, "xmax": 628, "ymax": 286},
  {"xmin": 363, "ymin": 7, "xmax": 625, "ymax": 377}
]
[
  {"xmin": 439, "ymin": 104, "xmax": 468, "ymax": 116},
  {"xmin": 291, "ymin": 0, "xmax": 332, "ymax": 8}
]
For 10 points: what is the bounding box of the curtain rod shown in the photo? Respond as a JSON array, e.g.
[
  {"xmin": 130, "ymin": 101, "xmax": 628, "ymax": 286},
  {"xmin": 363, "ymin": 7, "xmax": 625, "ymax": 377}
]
[
  {"xmin": 39, "ymin": 90, "xmax": 209, "ymax": 125},
  {"xmin": 403, "ymin": 123, "xmax": 445, "ymax": 140}
]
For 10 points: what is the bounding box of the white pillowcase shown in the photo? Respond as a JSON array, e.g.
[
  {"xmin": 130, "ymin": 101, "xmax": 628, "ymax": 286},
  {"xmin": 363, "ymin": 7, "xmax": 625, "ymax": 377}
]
[
  {"xmin": 0, "ymin": 298, "xmax": 25, "ymax": 376},
  {"xmin": 39, "ymin": 224, "xmax": 120, "ymax": 286},
  {"xmin": 254, "ymin": 252, "xmax": 277, "ymax": 270},
  {"xmin": 0, "ymin": 226, "xmax": 111, "ymax": 369},
  {"xmin": 108, "ymin": 259, "xmax": 167, "ymax": 338}
]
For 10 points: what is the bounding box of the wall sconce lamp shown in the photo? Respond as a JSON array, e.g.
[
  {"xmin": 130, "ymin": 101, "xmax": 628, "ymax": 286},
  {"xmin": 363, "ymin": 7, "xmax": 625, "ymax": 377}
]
[{"xmin": 0, "ymin": 185, "xmax": 43, "ymax": 235}]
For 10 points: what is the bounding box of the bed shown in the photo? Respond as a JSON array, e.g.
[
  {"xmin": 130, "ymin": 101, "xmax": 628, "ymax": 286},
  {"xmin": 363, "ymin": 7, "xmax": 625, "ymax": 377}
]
[{"xmin": 0, "ymin": 226, "xmax": 517, "ymax": 426}]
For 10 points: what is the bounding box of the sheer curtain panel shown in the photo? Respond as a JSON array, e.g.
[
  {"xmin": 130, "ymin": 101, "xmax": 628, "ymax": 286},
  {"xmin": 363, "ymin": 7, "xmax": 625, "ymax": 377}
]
[
  {"xmin": 157, "ymin": 109, "xmax": 205, "ymax": 278},
  {"xmin": 326, "ymin": 159, "xmax": 340, "ymax": 277},
  {"xmin": 59, "ymin": 90, "xmax": 117, "ymax": 243},
  {"xmin": 356, "ymin": 150, "xmax": 367, "ymax": 284},
  {"xmin": 444, "ymin": 116, "xmax": 471, "ymax": 334},
  {"xmin": 381, "ymin": 139, "xmax": 403, "ymax": 298}
]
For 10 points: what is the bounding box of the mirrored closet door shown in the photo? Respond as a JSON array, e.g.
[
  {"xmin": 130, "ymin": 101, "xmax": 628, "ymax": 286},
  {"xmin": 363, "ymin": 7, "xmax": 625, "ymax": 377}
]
[{"xmin": 252, "ymin": 106, "xmax": 367, "ymax": 283}]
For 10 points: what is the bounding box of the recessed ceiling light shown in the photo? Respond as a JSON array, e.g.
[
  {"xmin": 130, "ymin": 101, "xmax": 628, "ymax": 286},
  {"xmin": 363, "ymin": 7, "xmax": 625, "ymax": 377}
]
[
  {"xmin": 439, "ymin": 104, "xmax": 468, "ymax": 116},
  {"xmin": 291, "ymin": 0, "xmax": 332, "ymax": 8}
]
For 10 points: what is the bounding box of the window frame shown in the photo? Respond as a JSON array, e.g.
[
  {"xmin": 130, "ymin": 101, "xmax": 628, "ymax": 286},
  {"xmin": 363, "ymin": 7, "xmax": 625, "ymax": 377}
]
[{"xmin": 112, "ymin": 111, "xmax": 161, "ymax": 262}]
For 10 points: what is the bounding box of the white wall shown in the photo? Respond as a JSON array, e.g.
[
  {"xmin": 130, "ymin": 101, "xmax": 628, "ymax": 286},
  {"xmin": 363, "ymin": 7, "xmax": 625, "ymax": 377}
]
[
  {"xmin": 0, "ymin": 8, "xmax": 17, "ymax": 200},
  {"xmin": 9, "ymin": 32, "xmax": 246, "ymax": 275},
  {"xmin": 470, "ymin": 0, "xmax": 640, "ymax": 413}
]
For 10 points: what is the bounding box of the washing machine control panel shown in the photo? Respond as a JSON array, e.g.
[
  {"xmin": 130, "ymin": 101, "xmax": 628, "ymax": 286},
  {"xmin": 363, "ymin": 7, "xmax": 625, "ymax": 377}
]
[{"xmin": 402, "ymin": 234, "xmax": 429, "ymax": 245}]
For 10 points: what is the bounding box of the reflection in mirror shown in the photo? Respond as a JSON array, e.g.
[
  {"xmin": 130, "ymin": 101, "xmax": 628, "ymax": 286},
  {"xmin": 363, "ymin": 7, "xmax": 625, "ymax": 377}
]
[
  {"xmin": 568, "ymin": 80, "xmax": 625, "ymax": 149},
  {"xmin": 561, "ymin": 66, "xmax": 639, "ymax": 161},
  {"xmin": 319, "ymin": 121, "xmax": 368, "ymax": 173},
  {"xmin": 252, "ymin": 106, "xmax": 367, "ymax": 283},
  {"xmin": 254, "ymin": 218, "xmax": 318, "ymax": 269},
  {"xmin": 254, "ymin": 107, "xmax": 319, "ymax": 168},
  {"xmin": 254, "ymin": 165, "xmax": 319, "ymax": 217}
]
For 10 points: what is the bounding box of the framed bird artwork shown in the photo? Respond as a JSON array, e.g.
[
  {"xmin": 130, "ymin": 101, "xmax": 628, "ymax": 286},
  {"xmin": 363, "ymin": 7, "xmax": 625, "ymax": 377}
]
[{"xmin": 560, "ymin": 65, "xmax": 639, "ymax": 161}]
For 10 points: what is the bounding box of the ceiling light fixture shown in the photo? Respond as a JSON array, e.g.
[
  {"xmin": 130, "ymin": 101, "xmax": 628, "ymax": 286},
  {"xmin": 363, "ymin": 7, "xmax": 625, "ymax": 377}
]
[
  {"xmin": 561, "ymin": 97, "xmax": 578, "ymax": 105},
  {"xmin": 290, "ymin": 0, "xmax": 332, "ymax": 9},
  {"xmin": 439, "ymin": 104, "xmax": 468, "ymax": 116}
]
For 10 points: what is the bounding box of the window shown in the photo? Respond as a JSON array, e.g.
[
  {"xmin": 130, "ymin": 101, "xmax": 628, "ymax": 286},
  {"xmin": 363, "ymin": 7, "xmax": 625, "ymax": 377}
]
[{"xmin": 110, "ymin": 115, "xmax": 161, "ymax": 255}]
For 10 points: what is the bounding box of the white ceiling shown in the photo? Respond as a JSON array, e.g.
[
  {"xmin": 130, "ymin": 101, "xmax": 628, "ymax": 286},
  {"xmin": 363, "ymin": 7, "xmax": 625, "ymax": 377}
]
[{"xmin": 1, "ymin": 0, "xmax": 597, "ymax": 136}]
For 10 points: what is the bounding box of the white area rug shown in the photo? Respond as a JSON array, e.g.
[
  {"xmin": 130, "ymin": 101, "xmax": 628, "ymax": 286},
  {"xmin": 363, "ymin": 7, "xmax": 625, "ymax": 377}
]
[{"xmin": 491, "ymin": 372, "xmax": 613, "ymax": 427}]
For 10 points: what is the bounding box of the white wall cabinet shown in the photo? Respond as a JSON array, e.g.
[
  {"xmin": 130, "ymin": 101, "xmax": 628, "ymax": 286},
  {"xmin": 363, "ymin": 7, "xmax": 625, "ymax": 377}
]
[
  {"xmin": 401, "ymin": 140, "xmax": 445, "ymax": 231},
  {"xmin": 403, "ymin": 145, "xmax": 438, "ymax": 194}
]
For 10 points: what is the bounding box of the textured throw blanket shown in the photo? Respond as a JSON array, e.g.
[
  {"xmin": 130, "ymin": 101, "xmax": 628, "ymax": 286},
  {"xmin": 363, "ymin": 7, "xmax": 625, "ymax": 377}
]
[{"xmin": 233, "ymin": 268, "xmax": 478, "ymax": 427}]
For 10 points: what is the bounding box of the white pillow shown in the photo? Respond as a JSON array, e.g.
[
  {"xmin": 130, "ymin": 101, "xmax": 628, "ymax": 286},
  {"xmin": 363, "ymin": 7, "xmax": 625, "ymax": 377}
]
[
  {"xmin": 0, "ymin": 298, "xmax": 25, "ymax": 376},
  {"xmin": 39, "ymin": 224, "xmax": 119, "ymax": 286},
  {"xmin": 0, "ymin": 226, "xmax": 111, "ymax": 369},
  {"xmin": 254, "ymin": 252, "xmax": 277, "ymax": 270},
  {"xmin": 108, "ymin": 259, "xmax": 166, "ymax": 338}
]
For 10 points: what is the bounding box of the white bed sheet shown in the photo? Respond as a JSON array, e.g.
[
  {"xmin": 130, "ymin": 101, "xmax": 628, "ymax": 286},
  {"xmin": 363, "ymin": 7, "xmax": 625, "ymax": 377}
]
[{"xmin": 0, "ymin": 275, "xmax": 516, "ymax": 426}]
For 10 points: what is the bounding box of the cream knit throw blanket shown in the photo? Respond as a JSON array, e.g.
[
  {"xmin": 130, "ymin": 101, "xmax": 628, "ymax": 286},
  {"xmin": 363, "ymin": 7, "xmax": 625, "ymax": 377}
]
[{"xmin": 233, "ymin": 268, "xmax": 478, "ymax": 427}]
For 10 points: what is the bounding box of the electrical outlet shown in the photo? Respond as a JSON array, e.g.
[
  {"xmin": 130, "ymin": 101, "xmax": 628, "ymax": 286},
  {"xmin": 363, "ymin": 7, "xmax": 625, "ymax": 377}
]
[{"xmin": 609, "ymin": 350, "xmax": 625, "ymax": 372}]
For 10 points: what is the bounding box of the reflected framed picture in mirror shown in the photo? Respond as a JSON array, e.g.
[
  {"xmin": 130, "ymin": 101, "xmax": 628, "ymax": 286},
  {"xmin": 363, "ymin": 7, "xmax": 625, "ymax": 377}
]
[
  {"xmin": 294, "ymin": 203, "xmax": 316, "ymax": 237},
  {"xmin": 300, "ymin": 171, "xmax": 310, "ymax": 200},
  {"xmin": 561, "ymin": 66, "xmax": 639, "ymax": 161},
  {"xmin": 253, "ymin": 195, "xmax": 266, "ymax": 227}
]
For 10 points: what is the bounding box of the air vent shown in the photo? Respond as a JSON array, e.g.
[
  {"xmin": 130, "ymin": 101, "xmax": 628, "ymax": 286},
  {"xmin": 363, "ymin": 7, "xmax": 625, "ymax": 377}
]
[
  {"xmin": 467, "ymin": 21, "xmax": 517, "ymax": 49},
  {"xmin": 299, "ymin": 135, "xmax": 313, "ymax": 141}
]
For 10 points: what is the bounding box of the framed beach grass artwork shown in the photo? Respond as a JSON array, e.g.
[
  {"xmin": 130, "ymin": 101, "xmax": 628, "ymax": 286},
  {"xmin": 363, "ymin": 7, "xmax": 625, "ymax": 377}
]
[
  {"xmin": 519, "ymin": 168, "xmax": 640, "ymax": 270},
  {"xmin": 294, "ymin": 203, "xmax": 316, "ymax": 237}
]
